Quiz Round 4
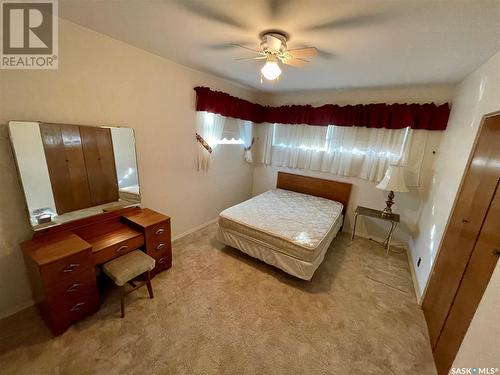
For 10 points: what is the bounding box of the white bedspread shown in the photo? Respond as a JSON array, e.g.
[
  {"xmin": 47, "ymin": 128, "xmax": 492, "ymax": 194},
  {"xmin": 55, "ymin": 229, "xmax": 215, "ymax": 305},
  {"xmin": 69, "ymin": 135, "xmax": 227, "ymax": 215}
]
[{"xmin": 219, "ymin": 189, "xmax": 343, "ymax": 262}]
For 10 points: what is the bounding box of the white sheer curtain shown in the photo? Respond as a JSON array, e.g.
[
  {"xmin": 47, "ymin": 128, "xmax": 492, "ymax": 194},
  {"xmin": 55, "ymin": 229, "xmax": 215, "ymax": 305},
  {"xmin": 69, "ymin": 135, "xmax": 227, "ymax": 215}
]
[
  {"xmin": 259, "ymin": 123, "xmax": 427, "ymax": 186},
  {"xmin": 237, "ymin": 119, "xmax": 253, "ymax": 163},
  {"xmin": 196, "ymin": 111, "xmax": 225, "ymax": 171}
]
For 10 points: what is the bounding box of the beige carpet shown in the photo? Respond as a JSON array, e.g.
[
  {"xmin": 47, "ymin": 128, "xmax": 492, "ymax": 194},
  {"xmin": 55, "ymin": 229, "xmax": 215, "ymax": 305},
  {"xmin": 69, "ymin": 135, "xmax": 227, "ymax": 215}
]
[{"xmin": 0, "ymin": 224, "xmax": 436, "ymax": 375}]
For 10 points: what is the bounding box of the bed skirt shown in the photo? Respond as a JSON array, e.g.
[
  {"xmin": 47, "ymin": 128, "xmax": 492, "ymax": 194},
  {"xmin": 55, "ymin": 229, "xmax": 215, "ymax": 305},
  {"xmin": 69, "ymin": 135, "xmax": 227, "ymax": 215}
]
[{"xmin": 217, "ymin": 215, "xmax": 342, "ymax": 281}]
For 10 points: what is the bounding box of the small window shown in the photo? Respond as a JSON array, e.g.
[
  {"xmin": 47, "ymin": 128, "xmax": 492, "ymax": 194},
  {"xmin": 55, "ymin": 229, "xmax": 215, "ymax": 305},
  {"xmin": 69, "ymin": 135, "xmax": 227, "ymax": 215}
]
[{"xmin": 218, "ymin": 117, "xmax": 243, "ymax": 145}]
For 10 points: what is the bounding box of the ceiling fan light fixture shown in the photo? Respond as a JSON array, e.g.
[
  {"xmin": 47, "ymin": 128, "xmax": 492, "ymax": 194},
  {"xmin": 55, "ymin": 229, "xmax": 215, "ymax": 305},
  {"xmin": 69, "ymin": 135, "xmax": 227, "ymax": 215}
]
[
  {"xmin": 233, "ymin": 30, "xmax": 318, "ymax": 82},
  {"xmin": 261, "ymin": 56, "xmax": 282, "ymax": 81}
]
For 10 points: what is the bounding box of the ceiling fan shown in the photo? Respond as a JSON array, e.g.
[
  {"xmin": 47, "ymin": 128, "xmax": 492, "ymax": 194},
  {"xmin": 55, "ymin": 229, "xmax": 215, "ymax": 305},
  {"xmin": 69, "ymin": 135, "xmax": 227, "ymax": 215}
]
[{"xmin": 233, "ymin": 31, "xmax": 318, "ymax": 81}]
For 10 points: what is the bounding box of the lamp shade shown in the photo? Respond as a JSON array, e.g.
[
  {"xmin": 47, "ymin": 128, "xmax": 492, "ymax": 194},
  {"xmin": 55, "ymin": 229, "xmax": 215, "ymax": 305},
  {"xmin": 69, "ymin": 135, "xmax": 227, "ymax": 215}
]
[{"xmin": 376, "ymin": 165, "xmax": 409, "ymax": 192}]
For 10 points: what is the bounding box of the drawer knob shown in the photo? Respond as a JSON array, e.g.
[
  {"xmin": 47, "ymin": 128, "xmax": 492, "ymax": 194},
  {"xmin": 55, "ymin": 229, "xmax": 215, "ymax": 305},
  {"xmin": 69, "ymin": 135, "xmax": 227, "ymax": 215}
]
[
  {"xmin": 63, "ymin": 264, "xmax": 80, "ymax": 273},
  {"xmin": 66, "ymin": 283, "xmax": 81, "ymax": 292},
  {"xmin": 158, "ymin": 257, "xmax": 166, "ymax": 264},
  {"xmin": 155, "ymin": 228, "xmax": 165, "ymax": 236},
  {"xmin": 156, "ymin": 243, "xmax": 165, "ymax": 251},
  {"xmin": 116, "ymin": 245, "xmax": 128, "ymax": 253},
  {"xmin": 70, "ymin": 302, "xmax": 86, "ymax": 312}
]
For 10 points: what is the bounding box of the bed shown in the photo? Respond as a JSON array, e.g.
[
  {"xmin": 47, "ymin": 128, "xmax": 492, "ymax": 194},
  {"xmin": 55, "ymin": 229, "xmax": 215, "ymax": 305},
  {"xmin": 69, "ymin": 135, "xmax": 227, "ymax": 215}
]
[{"xmin": 217, "ymin": 172, "xmax": 352, "ymax": 280}]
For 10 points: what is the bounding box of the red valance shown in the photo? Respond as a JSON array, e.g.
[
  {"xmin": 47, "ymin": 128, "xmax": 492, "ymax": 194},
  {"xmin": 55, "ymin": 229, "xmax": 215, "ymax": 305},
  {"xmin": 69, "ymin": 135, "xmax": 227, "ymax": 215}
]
[{"xmin": 194, "ymin": 86, "xmax": 450, "ymax": 130}]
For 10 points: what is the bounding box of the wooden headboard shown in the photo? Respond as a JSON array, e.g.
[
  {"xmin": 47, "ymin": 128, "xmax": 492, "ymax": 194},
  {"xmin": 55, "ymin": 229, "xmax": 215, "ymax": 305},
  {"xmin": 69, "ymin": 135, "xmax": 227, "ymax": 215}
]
[{"xmin": 276, "ymin": 172, "xmax": 352, "ymax": 214}]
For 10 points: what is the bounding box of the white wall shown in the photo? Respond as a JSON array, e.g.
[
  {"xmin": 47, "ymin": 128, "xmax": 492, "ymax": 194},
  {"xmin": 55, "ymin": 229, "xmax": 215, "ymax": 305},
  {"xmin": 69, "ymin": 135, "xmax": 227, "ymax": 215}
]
[
  {"xmin": 252, "ymin": 85, "xmax": 454, "ymax": 248},
  {"xmin": 404, "ymin": 51, "xmax": 500, "ymax": 368},
  {"xmin": 0, "ymin": 18, "xmax": 257, "ymax": 319},
  {"xmin": 411, "ymin": 51, "xmax": 500, "ymax": 297}
]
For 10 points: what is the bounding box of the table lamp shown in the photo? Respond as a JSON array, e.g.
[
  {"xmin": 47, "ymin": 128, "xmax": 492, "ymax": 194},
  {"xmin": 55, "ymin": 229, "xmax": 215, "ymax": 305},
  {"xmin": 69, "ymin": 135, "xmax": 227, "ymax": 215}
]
[{"xmin": 376, "ymin": 165, "xmax": 409, "ymax": 217}]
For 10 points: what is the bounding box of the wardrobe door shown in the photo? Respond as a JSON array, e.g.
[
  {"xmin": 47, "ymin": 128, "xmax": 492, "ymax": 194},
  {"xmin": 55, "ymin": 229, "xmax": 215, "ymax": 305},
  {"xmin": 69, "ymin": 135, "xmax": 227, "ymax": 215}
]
[
  {"xmin": 432, "ymin": 184, "xmax": 500, "ymax": 374},
  {"xmin": 422, "ymin": 113, "xmax": 500, "ymax": 374},
  {"xmin": 423, "ymin": 115, "xmax": 500, "ymax": 345},
  {"xmin": 39, "ymin": 123, "xmax": 92, "ymax": 214},
  {"xmin": 79, "ymin": 126, "xmax": 119, "ymax": 206}
]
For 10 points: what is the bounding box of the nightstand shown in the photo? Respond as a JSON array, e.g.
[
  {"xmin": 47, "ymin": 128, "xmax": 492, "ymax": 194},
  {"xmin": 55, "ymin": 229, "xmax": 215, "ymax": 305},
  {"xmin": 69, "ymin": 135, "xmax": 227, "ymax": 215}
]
[{"xmin": 351, "ymin": 205, "xmax": 400, "ymax": 254}]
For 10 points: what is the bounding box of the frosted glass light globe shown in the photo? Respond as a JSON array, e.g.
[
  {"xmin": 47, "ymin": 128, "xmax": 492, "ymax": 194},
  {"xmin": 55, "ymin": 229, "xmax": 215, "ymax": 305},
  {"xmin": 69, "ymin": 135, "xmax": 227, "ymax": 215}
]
[{"xmin": 261, "ymin": 60, "xmax": 282, "ymax": 80}]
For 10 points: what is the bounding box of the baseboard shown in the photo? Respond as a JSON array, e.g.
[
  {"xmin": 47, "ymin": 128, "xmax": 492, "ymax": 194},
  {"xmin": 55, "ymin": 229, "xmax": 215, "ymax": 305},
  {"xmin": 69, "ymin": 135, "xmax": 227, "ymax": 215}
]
[
  {"xmin": 0, "ymin": 299, "xmax": 33, "ymax": 320},
  {"xmin": 0, "ymin": 219, "xmax": 219, "ymax": 321},
  {"xmin": 348, "ymin": 229, "xmax": 421, "ymax": 303},
  {"xmin": 406, "ymin": 249, "xmax": 423, "ymax": 304},
  {"xmin": 172, "ymin": 217, "xmax": 218, "ymax": 242}
]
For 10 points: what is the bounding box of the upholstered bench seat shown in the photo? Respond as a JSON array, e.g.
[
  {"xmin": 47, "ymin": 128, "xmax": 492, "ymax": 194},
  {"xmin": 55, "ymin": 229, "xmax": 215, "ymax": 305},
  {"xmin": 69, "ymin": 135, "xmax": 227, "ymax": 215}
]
[
  {"xmin": 103, "ymin": 250, "xmax": 155, "ymax": 286},
  {"xmin": 103, "ymin": 250, "xmax": 155, "ymax": 317}
]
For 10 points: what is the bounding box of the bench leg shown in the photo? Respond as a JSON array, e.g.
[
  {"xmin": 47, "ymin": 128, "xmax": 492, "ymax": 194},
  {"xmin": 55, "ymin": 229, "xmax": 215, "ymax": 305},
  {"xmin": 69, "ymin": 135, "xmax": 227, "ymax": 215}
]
[
  {"xmin": 146, "ymin": 271, "xmax": 154, "ymax": 299},
  {"xmin": 120, "ymin": 287, "xmax": 125, "ymax": 318}
]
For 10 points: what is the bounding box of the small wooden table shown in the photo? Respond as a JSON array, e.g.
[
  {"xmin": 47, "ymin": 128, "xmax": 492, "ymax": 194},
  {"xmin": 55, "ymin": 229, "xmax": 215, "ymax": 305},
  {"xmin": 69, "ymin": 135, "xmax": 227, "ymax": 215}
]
[{"xmin": 351, "ymin": 205, "xmax": 400, "ymax": 254}]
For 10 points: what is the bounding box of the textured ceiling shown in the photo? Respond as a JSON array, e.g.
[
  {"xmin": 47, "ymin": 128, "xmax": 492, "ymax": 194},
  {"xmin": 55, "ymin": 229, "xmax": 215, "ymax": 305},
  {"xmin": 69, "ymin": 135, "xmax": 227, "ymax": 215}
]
[{"xmin": 60, "ymin": 0, "xmax": 500, "ymax": 92}]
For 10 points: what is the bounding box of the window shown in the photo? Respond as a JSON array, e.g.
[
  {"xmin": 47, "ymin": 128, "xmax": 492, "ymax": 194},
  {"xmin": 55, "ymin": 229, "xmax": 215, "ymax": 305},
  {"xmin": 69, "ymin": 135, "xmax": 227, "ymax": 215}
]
[
  {"xmin": 261, "ymin": 123, "xmax": 422, "ymax": 185},
  {"xmin": 272, "ymin": 123, "xmax": 409, "ymax": 160},
  {"xmin": 272, "ymin": 123, "xmax": 328, "ymax": 151},
  {"xmin": 196, "ymin": 111, "xmax": 253, "ymax": 171},
  {"xmin": 217, "ymin": 116, "xmax": 244, "ymax": 145}
]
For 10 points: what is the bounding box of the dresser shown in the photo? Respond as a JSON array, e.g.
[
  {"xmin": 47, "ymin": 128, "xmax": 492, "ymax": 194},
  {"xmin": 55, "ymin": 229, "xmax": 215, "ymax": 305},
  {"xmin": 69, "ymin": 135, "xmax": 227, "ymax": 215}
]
[{"xmin": 21, "ymin": 207, "xmax": 171, "ymax": 335}]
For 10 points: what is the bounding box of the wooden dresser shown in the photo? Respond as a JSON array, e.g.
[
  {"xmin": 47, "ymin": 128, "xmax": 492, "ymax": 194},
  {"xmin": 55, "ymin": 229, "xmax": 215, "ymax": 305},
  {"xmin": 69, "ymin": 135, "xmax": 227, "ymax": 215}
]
[{"xmin": 21, "ymin": 207, "xmax": 171, "ymax": 335}]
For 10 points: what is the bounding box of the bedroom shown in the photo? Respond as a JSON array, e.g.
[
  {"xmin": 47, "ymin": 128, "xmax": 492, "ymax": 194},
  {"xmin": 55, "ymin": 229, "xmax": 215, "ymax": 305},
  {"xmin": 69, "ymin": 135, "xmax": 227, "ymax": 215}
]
[{"xmin": 0, "ymin": 1, "xmax": 499, "ymax": 374}]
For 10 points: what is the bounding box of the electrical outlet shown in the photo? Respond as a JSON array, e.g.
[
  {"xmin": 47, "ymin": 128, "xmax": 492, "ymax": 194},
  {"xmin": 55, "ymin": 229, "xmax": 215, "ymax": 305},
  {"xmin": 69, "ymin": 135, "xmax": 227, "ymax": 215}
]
[{"xmin": 417, "ymin": 257, "xmax": 422, "ymax": 267}]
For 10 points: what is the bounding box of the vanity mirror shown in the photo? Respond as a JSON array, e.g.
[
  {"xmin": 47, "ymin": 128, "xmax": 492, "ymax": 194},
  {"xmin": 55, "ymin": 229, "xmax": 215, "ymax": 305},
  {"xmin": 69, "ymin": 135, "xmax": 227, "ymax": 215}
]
[{"xmin": 9, "ymin": 121, "xmax": 141, "ymax": 230}]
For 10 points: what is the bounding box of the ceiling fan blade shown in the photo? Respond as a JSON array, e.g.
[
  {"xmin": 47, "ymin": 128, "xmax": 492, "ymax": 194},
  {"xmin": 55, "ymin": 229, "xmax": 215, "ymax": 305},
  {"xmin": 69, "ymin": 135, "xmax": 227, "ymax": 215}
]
[
  {"xmin": 177, "ymin": 0, "xmax": 247, "ymax": 29},
  {"xmin": 303, "ymin": 13, "xmax": 387, "ymax": 32},
  {"xmin": 283, "ymin": 58, "xmax": 308, "ymax": 67},
  {"xmin": 317, "ymin": 48, "xmax": 335, "ymax": 60},
  {"xmin": 266, "ymin": 0, "xmax": 290, "ymax": 20},
  {"xmin": 234, "ymin": 56, "xmax": 267, "ymax": 61},
  {"xmin": 287, "ymin": 47, "xmax": 318, "ymax": 58},
  {"xmin": 266, "ymin": 34, "xmax": 282, "ymax": 52},
  {"xmin": 232, "ymin": 44, "xmax": 264, "ymax": 54}
]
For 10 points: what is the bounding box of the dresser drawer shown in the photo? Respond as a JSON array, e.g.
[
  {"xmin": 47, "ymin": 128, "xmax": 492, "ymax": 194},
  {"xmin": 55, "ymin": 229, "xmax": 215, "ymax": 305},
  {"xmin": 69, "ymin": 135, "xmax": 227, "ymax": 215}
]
[
  {"xmin": 149, "ymin": 249, "xmax": 172, "ymax": 275},
  {"xmin": 156, "ymin": 254, "xmax": 171, "ymax": 268},
  {"xmin": 92, "ymin": 235, "xmax": 145, "ymax": 265},
  {"xmin": 47, "ymin": 284, "xmax": 99, "ymax": 332},
  {"xmin": 146, "ymin": 220, "xmax": 171, "ymax": 260},
  {"xmin": 41, "ymin": 250, "xmax": 93, "ymax": 288},
  {"xmin": 48, "ymin": 283, "xmax": 98, "ymax": 311},
  {"xmin": 146, "ymin": 220, "xmax": 170, "ymax": 242},
  {"xmin": 46, "ymin": 275, "xmax": 97, "ymax": 299},
  {"xmin": 122, "ymin": 212, "xmax": 171, "ymax": 277},
  {"xmin": 148, "ymin": 241, "xmax": 171, "ymax": 256}
]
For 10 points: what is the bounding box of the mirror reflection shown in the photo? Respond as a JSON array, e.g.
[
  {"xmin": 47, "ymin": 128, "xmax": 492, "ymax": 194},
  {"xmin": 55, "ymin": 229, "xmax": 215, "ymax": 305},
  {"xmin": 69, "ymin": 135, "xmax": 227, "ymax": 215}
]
[{"xmin": 9, "ymin": 121, "xmax": 140, "ymax": 230}]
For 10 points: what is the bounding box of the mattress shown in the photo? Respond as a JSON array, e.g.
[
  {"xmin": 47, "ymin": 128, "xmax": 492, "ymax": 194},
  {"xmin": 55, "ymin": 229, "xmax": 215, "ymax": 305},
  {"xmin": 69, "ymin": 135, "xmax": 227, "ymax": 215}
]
[
  {"xmin": 218, "ymin": 214, "xmax": 342, "ymax": 280},
  {"xmin": 218, "ymin": 189, "xmax": 343, "ymax": 263}
]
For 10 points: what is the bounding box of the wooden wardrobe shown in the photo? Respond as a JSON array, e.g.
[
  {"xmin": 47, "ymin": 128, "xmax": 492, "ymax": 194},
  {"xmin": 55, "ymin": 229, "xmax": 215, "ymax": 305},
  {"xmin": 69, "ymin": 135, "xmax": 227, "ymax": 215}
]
[
  {"xmin": 39, "ymin": 123, "xmax": 119, "ymax": 214},
  {"xmin": 422, "ymin": 113, "xmax": 500, "ymax": 374}
]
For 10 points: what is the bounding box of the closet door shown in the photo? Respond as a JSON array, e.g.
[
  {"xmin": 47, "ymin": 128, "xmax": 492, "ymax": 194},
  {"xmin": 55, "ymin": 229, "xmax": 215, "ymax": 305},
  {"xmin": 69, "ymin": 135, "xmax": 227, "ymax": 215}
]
[
  {"xmin": 432, "ymin": 184, "xmax": 500, "ymax": 374},
  {"xmin": 79, "ymin": 126, "xmax": 119, "ymax": 206},
  {"xmin": 422, "ymin": 113, "xmax": 500, "ymax": 374},
  {"xmin": 39, "ymin": 123, "xmax": 92, "ymax": 214}
]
